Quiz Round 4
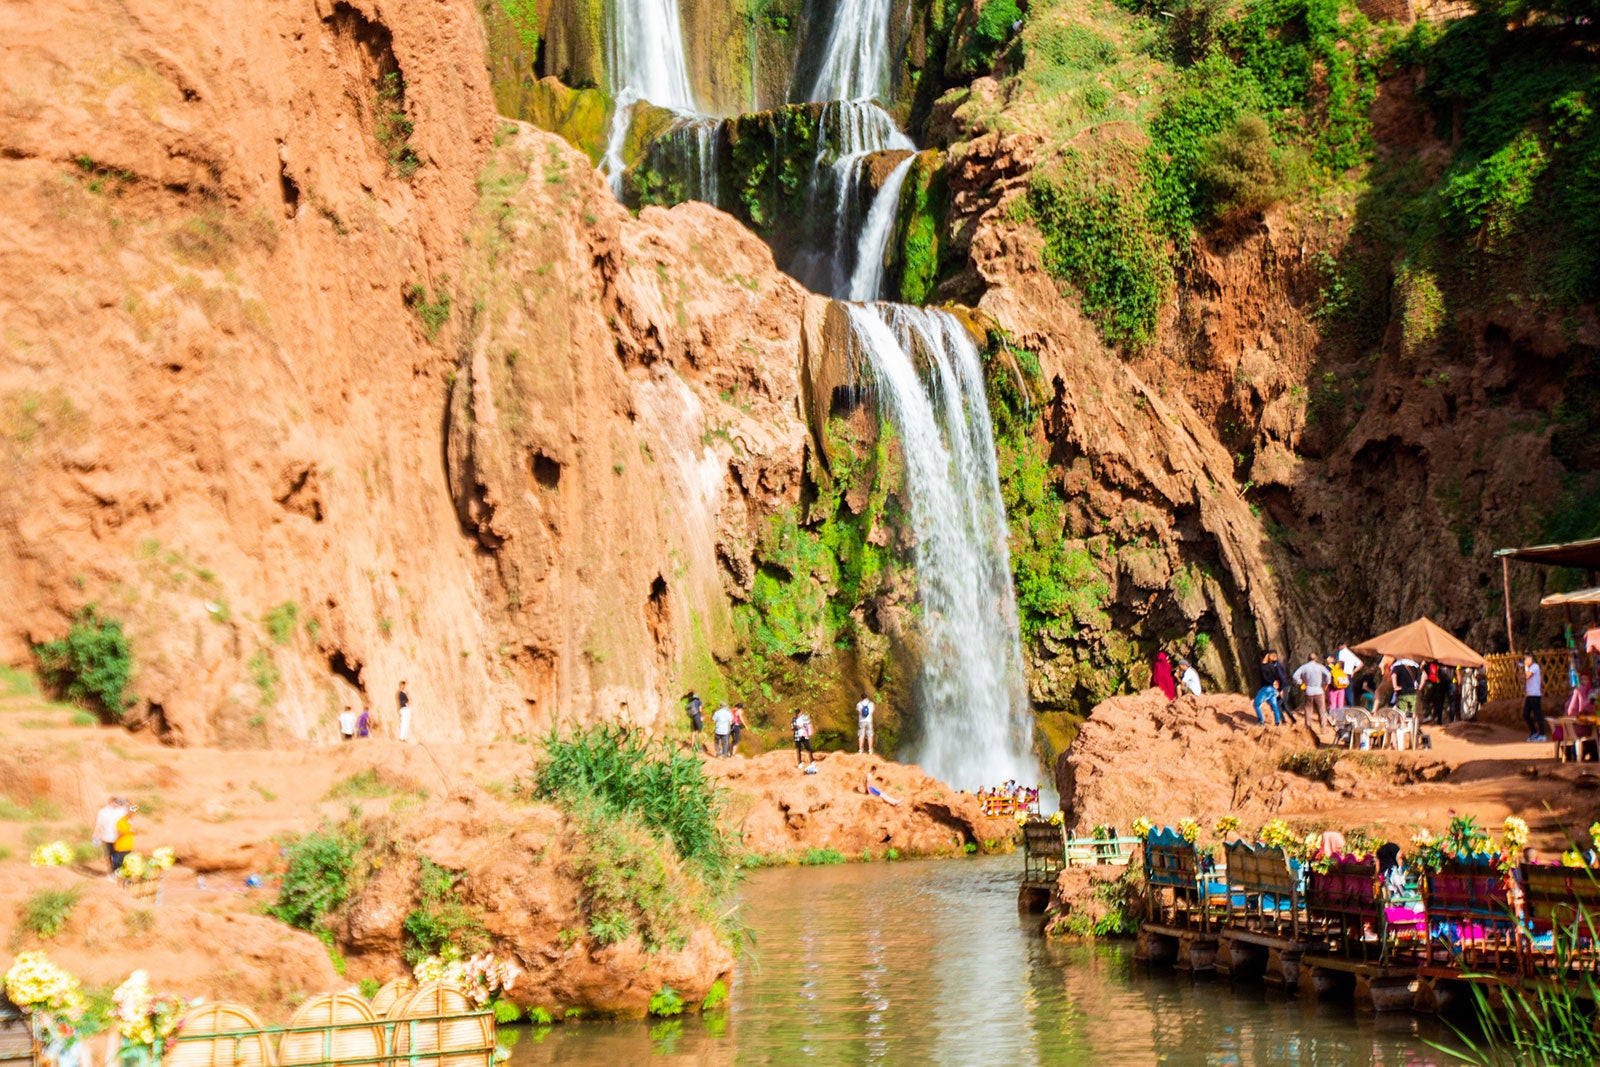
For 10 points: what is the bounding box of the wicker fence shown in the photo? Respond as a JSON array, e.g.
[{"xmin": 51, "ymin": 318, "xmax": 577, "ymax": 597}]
[{"xmin": 1485, "ymin": 649, "xmax": 1589, "ymax": 706}]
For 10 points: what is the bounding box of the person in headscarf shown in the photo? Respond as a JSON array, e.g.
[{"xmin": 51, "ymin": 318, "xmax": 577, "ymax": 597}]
[{"xmin": 1153, "ymin": 651, "xmax": 1178, "ymax": 701}]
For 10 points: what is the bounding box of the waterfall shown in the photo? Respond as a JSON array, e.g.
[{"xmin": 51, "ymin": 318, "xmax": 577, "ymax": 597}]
[
  {"xmin": 847, "ymin": 155, "xmax": 913, "ymax": 301},
  {"xmin": 813, "ymin": 101, "xmax": 913, "ymax": 298},
  {"xmin": 806, "ymin": 0, "xmax": 899, "ymax": 103},
  {"xmin": 842, "ymin": 304, "xmax": 1038, "ymax": 792},
  {"xmin": 600, "ymin": 0, "xmax": 698, "ymax": 190}
]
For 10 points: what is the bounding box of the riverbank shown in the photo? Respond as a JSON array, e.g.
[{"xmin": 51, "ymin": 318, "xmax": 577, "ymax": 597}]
[{"xmin": 0, "ymin": 679, "xmax": 1015, "ymax": 1017}]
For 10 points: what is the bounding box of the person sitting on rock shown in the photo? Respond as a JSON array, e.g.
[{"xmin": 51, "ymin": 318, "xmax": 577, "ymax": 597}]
[{"xmin": 863, "ymin": 766, "xmax": 901, "ymax": 806}]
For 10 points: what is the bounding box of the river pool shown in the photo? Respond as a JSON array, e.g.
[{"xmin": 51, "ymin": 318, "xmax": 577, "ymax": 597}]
[{"xmin": 507, "ymin": 855, "xmax": 1456, "ymax": 1065}]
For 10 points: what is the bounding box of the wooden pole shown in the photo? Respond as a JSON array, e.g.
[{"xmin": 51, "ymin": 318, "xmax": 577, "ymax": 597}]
[{"xmin": 1503, "ymin": 555, "xmax": 1516, "ymax": 654}]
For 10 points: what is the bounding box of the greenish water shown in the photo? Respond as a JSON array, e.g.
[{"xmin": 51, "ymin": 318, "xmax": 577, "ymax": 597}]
[{"xmin": 508, "ymin": 855, "xmax": 1453, "ymax": 1064}]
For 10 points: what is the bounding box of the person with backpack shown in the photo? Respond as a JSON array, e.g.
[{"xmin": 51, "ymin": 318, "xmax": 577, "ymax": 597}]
[
  {"xmin": 1391, "ymin": 658, "xmax": 1421, "ymax": 715},
  {"xmin": 685, "ymin": 692, "xmax": 704, "ymax": 752},
  {"xmin": 856, "ymin": 694, "xmax": 875, "ymax": 754},
  {"xmin": 792, "ymin": 709, "xmax": 816, "ymax": 772},
  {"xmin": 1326, "ymin": 654, "xmax": 1349, "ymax": 715}
]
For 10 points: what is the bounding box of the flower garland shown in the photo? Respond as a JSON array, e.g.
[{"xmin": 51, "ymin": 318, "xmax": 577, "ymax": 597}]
[
  {"xmin": 1176, "ymin": 818, "xmax": 1200, "ymax": 844},
  {"xmin": 118, "ymin": 847, "xmax": 177, "ymax": 884},
  {"xmin": 30, "ymin": 842, "xmax": 73, "ymax": 868},
  {"xmin": 4, "ymin": 952, "xmax": 84, "ymax": 1017},
  {"xmin": 1131, "ymin": 816, "xmax": 1153, "ymax": 839},
  {"xmin": 112, "ymin": 971, "xmax": 187, "ymax": 1051},
  {"xmin": 412, "ymin": 953, "xmax": 521, "ymax": 1007},
  {"xmin": 1213, "ymin": 815, "xmax": 1240, "ymax": 837}
]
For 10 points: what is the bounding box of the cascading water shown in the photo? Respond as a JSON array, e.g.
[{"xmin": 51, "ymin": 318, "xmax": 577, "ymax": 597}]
[
  {"xmin": 842, "ymin": 305, "xmax": 1040, "ymax": 792},
  {"xmin": 600, "ymin": 0, "xmax": 698, "ymax": 190},
  {"xmin": 805, "ymin": 0, "xmax": 898, "ymax": 103},
  {"xmin": 846, "ymin": 155, "xmax": 913, "ymax": 301}
]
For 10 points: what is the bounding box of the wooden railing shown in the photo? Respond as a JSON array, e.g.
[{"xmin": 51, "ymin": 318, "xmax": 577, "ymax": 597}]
[{"xmin": 1486, "ymin": 649, "xmax": 1581, "ymax": 705}]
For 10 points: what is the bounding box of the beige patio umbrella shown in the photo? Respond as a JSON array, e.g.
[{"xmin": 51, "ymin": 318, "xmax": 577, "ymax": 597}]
[{"xmin": 1351, "ymin": 616, "xmax": 1486, "ymax": 669}]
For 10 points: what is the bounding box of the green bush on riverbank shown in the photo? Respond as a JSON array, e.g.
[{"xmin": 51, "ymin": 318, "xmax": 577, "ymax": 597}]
[{"xmin": 524, "ymin": 726, "xmax": 742, "ymax": 951}]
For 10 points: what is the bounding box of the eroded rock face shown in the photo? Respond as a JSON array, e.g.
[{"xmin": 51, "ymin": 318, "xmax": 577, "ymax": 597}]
[
  {"xmin": 0, "ymin": 0, "xmax": 817, "ymax": 744},
  {"xmin": 339, "ymin": 791, "xmax": 734, "ymax": 1018},
  {"xmin": 713, "ymin": 750, "xmax": 1019, "ymax": 857}
]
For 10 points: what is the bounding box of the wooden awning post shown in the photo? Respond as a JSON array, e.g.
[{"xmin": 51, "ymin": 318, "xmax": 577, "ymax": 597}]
[{"xmin": 1503, "ymin": 555, "xmax": 1516, "ymax": 654}]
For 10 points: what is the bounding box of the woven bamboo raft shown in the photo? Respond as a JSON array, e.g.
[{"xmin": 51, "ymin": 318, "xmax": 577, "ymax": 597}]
[{"xmin": 116, "ymin": 985, "xmax": 496, "ymax": 1067}]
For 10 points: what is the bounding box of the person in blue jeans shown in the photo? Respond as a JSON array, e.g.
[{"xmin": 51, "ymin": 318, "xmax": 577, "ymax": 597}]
[{"xmin": 1254, "ymin": 684, "xmax": 1284, "ymax": 725}]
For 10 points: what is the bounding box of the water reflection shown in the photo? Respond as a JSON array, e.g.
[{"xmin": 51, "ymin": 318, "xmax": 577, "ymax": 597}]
[{"xmin": 507, "ymin": 856, "xmax": 1450, "ymax": 1065}]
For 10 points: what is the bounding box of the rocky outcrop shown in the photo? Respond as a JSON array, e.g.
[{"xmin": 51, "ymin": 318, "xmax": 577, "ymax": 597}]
[
  {"xmin": 0, "ymin": 0, "xmax": 819, "ymax": 744},
  {"xmin": 713, "ymin": 750, "xmax": 1019, "ymax": 857}
]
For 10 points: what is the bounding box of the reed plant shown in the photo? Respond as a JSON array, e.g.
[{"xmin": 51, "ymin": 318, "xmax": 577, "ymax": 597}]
[{"xmin": 526, "ymin": 725, "xmax": 733, "ymax": 891}]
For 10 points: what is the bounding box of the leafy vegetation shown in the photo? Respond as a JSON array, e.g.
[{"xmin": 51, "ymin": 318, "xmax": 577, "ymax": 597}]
[
  {"xmin": 375, "ymin": 73, "xmax": 422, "ymax": 179},
  {"xmin": 323, "ymin": 769, "xmax": 428, "ymax": 803},
  {"xmin": 402, "ymin": 858, "xmax": 488, "ymax": 964},
  {"xmin": 263, "ymin": 601, "xmax": 299, "ymax": 646},
  {"xmin": 34, "ymin": 607, "xmax": 133, "ymax": 718},
  {"xmin": 798, "ymin": 847, "xmax": 845, "ymax": 866},
  {"xmin": 529, "ymin": 726, "xmax": 732, "ymax": 889},
  {"xmin": 19, "ymin": 887, "xmax": 80, "ymax": 940},
  {"xmin": 647, "ymin": 987, "xmax": 685, "ymax": 1017},
  {"xmin": 405, "ymin": 281, "xmax": 452, "ymax": 340},
  {"xmin": 269, "ymin": 821, "xmax": 365, "ymax": 934}
]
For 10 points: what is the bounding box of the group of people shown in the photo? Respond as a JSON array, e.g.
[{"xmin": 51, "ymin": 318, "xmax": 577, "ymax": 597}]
[
  {"xmin": 92, "ymin": 796, "xmax": 137, "ymax": 874},
  {"xmin": 684, "ymin": 690, "xmax": 879, "ymax": 773},
  {"xmin": 1246, "ymin": 644, "xmax": 1486, "ymax": 739},
  {"xmin": 1151, "ymin": 652, "xmax": 1203, "ymax": 700},
  {"xmin": 977, "ymin": 782, "xmax": 1040, "ymax": 817},
  {"xmin": 1521, "ymin": 651, "xmax": 1600, "ymax": 742},
  {"xmin": 335, "ymin": 681, "xmax": 416, "ymax": 743}
]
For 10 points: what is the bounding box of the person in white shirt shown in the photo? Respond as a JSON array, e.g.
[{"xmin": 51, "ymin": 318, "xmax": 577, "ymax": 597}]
[
  {"xmin": 1179, "ymin": 660, "xmax": 1202, "ymax": 696},
  {"xmin": 712, "ymin": 703, "xmax": 734, "ymax": 757},
  {"xmin": 856, "ymin": 694, "xmax": 875, "ymax": 754},
  {"xmin": 792, "ymin": 709, "xmax": 816, "ymax": 772},
  {"xmin": 338, "ymin": 706, "xmax": 358, "ymax": 742},
  {"xmin": 1293, "ymin": 655, "xmax": 1334, "ymax": 729},
  {"xmin": 1336, "ymin": 643, "xmax": 1363, "ymax": 677},
  {"xmin": 93, "ymin": 797, "xmax": 125, "ymax": 874}
]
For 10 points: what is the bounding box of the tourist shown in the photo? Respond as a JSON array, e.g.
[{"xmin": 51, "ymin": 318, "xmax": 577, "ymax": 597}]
[
  {"xmin": 1390, "ymin": 658, "xmax": 1420, "ymax": 716},
  {"xmin": 397, "ymin": 680, "xmax": 413, "ymax": 742},
  {"xmin": 1567, "ymin": 673, "xmax": 1594, "ymax": 718},
  {"xmin": 856, "ymin": 693, "xmax": 876, "ymax": 754},
  {"xmin": 864, "ymin": 766, "xmax": 901, "ymax": 806},
  {"xmin": 1179, "ymin": 659, "xmax": 1202, "ymax": 696},
  {"xmin": 792, "ymin": 709, "xmax": 816, "ymax": 772},
  {"xmin": 1336, "ymin": 642, "xmax": 1364, "ymax": 679},
  {"xmin": 1265, "ymin": 650, "xmax": 1296, "ymax": 724},
  {"xmin": 1376, "ymin": 841, "xmax": 1405, "ymax": 894},
  {"xmin": 1316, "ymin": 828, "xmax": 1347, "ymax": 858},
  {"xmin": 1523, "ymin": 653, "xmax": 1545, "ymax": 742},
  {"xmin": 712, "ymin": 701, "xmax": 733, "ymax": 758},
  {"xmin": 112, "ymin": 803, "xmax": 136, "ymax": 874},
  {"xmin": 339, "ymin": 705, "xmax": 357, "ymax": 742},
  {"xmin": 1293, "ymin": 653, "xmax": 1333, "ymax": 730},
  {"xmin": 685, "ymin": 692, "xmax": 704, "ymax": 751},
  {"xmin": 357, "ymin": 704, "xmax": 373, "ymax": 739},
  {"xmin": 94, "ymin": 796, "xmax": 124, "ymax": 875},
  {"xmin": 1153, "ymin": 651, "xmax": 1178, "ymax": 701},
  {"xmin": 730, "ymin": 702, "xmax": 746, "ymax": 755},
  {"xmin": 1253, "ymin": 682, "xmax": 1283, "ymax": 726},
  {"xmin": 1435, "ymin": 663, "xmax": 1458, "ymax": 724},
  {"xmin": 1351, "ymin": 666, "xmax": 1378, "ymax": 711},
  {"xmin": 1326, "ymin": 654, "xmax": 1349, "ymax": 716}
]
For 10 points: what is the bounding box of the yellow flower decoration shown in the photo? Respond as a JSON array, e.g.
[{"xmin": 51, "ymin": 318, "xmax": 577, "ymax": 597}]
[{"xmin": 30, "ymin": 842, "xmax": 73, "ymax": 868}]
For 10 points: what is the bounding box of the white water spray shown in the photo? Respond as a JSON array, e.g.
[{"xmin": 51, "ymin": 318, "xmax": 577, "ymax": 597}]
[
  {"xmin": 847, "ymin": 155, "xmax": 913, "ymax": 301},
  {"xmin": 600, "ymin": 0, "xmax": 698, "ymax": 190},
  {"xmin": 842, "ymin": 304, "xmax": 1039, "ymax": 792},
  {"xmin": 807, "ymin": 0, "xmax": 899, "ymax": 103}
]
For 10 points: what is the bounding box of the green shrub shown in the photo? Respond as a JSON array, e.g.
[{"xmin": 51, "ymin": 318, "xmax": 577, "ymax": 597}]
[
  {"xmin": 1027, "ymin": 163, "xmax": 1172, "ymax": 348},
  {"xmin": 1196, "ymin": 114, "xmax": 1304, "ymax": 219},
  {"xmin": 404, "ymin": 283, "xmax": 452, "ymax": 340},
  {"xmin": 263, "ymin": 602, "xmax": 299, "ymax": 646},
  {"xmin": 701, "ymin": 980, "xmax": 728, "ymax": 1011},
  {"xmin": 648, "ymin": 987, "xmax": 685, "ymax": 1017},
  {"xmin": 269, "ymin": 821, "xmax": 365, "ymax": 932},
  {"xmin": 526, "ymin": 1006, "xmax": 553, "ymax": 1026},
  {"xmin": 529, "ymin": 726, "xmax": 733, "ymax": 890},
  {"xmin": 20, "ymin": 887, "xmax": 80, "ymax": 939},
  {"xmin": 587, "ymin": 909, "xmax": 633, "ymax": 945},
  {"xmin": 358, "ymin": 978, "xmax": 382, "ymax": 1000},
  {"xmin": 34, "ymin": 607, "xmax": 133, "ymax": 717},
  {"xmin": 1029, "ymin": 21, "xmax": 1119, "ymax": 71},
  {"xmin": 324, "ymin": 769, "xmax": 428, "ymax": 803},
  {"xmin": 799, "ymin": 847, "xmax": 845, "ymax": 866},
  {"xmin": 962, "ymin": 0, "xmax": 1022, "ymax": 73},
  {"xmin": 376, "ymin": 73, "xmax": 421, "ymax": 179},
  {"xmin": 568, "ymin": 797, "xmax": 697, "ymax": 952},
  {"xmin": 402, "ymin": 858, "xmax": 488, "ymax": 964},
  {"xmin": 491, "ymin": 1000, "xmax": 521, "ymax": 1024}
]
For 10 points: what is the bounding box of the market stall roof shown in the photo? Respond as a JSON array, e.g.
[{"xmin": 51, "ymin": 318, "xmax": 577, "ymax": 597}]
[
  {"xmin": 1495, "ymin": 536, "xmax": 1600, "ymax": 570},
  {"xmin": 1351, "ymin": 616, "xmax": 1487, "ymax": 669},
  {"xmin": 1540, "ymin": 586, "xmax": 1600, "ymax": 607}
]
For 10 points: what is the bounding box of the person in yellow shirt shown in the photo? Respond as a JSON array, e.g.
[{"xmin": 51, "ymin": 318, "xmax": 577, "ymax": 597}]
[{"xmin": 112, "ymin": 805, "xmax": 136, "ymax": 873}]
